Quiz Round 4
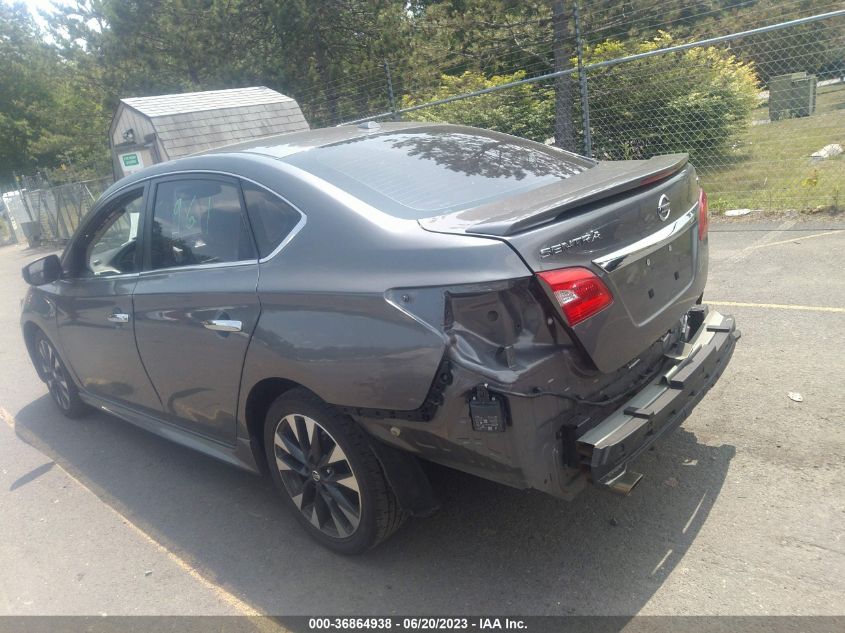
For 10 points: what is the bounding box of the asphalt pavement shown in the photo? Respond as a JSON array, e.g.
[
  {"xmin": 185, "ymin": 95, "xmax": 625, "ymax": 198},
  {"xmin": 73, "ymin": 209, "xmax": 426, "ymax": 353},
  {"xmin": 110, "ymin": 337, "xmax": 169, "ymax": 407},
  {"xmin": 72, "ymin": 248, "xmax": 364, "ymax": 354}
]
[{"xmin": 0, "ymin": 215, "xmax": 843, "ymax": 616}]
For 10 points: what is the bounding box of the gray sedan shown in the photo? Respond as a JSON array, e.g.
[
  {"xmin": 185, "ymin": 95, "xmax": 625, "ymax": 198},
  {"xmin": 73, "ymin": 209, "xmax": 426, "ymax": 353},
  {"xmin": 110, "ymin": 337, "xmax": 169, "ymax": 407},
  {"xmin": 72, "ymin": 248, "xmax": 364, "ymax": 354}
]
[{"xmin": 20, "ymin": 123, "xmax": 738, "ymax": 553}]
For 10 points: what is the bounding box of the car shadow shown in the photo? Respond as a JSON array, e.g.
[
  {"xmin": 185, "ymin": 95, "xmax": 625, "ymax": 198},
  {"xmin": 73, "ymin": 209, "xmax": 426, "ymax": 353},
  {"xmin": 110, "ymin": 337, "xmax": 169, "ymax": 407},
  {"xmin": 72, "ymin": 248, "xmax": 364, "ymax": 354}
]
[{"xmin": 14, "ymin": 394, "xmax": 734, "ymax": 615}]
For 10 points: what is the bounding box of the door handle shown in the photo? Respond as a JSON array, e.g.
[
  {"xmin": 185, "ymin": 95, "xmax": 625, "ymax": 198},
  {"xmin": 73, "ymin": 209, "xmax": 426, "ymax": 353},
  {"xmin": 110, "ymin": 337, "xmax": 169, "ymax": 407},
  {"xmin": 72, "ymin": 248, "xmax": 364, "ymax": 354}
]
[
  {"xmin": 107, "ymin": 312, "xmax": 130, "ymax": 323},
  {"xmin": 203, "ymin": 319, "xmax": 243, "ymax": 333}
]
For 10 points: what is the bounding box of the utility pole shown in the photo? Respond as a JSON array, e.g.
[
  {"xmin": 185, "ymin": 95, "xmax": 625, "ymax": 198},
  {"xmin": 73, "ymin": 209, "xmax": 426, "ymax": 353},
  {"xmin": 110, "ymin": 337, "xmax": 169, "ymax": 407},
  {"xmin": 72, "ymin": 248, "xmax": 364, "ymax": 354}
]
[
  {"xmin": 574, "ymin": 2, "xmax": 592, "ymax": 157},
  {"xmin": 384, "ymin": 60, "xmax": 398, "ymax": 120}
]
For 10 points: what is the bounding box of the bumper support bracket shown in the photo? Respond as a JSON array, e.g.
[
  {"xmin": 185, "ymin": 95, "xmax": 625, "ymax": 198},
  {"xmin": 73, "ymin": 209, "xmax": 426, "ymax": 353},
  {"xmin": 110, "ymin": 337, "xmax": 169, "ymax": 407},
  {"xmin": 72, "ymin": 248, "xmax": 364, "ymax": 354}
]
[{"xmin": 576, "ymin": 308, "xmax": 740, "ymax": 488}]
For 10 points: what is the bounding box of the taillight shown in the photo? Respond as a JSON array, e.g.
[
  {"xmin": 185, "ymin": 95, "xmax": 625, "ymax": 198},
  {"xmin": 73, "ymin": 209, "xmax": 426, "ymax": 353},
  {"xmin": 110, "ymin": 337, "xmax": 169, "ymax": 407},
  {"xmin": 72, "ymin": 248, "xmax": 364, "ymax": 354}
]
[
  {"xmin": 698, "ymin": 188, "xmax": 709, "ymax": 240},
  {"xmin": 537, "ymin": 267, "xmax": 613, "ymax": 326}
]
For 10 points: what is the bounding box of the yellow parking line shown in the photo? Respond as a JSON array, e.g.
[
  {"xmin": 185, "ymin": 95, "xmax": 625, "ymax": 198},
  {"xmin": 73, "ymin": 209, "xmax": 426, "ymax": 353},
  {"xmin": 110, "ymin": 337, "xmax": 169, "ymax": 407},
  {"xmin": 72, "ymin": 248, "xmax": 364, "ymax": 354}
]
[
  {"xmin": 90, "ymin": 494, "xmax": 265, "ymax": 617},
  {"xmin": 709, "ymin": 300, "xmax": 845, "ymax": 313},
  {"xmin": 1, "ymin": 406, "xmax": 280, "ymax": 624},
  {"xmin": 55, "ymin": 476, "xmax": 263, "ymax": 617},
  {"xmin": 0, "ymin": 407, "xmax": 14, "ymax": 428},
  {"xmin": 748, "ymin": 230, "xmax": 843, "ymax": 250}
]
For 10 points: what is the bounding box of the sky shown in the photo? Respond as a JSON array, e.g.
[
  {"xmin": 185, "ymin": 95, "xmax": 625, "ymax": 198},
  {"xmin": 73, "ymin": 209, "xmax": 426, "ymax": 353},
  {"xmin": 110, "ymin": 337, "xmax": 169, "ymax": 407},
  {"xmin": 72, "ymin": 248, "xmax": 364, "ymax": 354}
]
[
  {"xmin": 14, "ymin": 0, "xmax": 67, "ymax": 29},
  {"xmin": 19, "ymin": 0, "xmax": 64, "ymax": 14}
]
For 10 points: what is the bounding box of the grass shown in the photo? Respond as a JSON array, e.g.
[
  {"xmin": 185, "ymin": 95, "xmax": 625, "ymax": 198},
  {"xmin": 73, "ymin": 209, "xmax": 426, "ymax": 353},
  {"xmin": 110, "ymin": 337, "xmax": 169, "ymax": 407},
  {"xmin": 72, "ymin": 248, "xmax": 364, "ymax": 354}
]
[{"xmin": 700, "ymin": 83, "xmax": 844, "ymax": 213}]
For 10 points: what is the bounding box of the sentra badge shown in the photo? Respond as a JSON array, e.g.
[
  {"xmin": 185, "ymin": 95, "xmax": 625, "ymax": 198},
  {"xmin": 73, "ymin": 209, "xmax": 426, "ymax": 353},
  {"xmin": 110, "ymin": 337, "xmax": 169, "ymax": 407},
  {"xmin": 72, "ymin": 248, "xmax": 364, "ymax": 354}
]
[{"xmin": 539, "ymin": 229, "xmax": 602, "ymax": 258}]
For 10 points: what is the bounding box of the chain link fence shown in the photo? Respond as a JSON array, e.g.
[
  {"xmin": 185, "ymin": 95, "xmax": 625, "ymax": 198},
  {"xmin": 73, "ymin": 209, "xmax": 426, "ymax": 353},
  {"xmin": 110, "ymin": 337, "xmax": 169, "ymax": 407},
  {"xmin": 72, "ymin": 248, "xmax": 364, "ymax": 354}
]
[
  {"xmin": 334, "ymin": 5, "xmax": 845, "ymax": 214},
  {"xmin": 4, "ymin": 2, "xmax": 841, "ymax": 228},
  {"xmin": 582, "ymin": 11, "xmax": 844, "ymax": 212},
  {"xmin": 1, "ymin": 175, "xmax": 113, "ymax": 246}
]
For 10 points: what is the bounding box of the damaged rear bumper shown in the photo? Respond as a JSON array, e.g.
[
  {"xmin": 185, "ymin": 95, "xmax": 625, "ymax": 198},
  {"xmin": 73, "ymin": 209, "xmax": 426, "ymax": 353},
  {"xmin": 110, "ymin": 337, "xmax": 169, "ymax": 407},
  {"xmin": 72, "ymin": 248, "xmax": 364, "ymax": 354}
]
[
  {"xmin": 576, "ymin": 308, "xmax": 740, "ymax": 491},
  {"xmin": 356, "ymin": 302, "xmax": 738, "ymax": 503}
]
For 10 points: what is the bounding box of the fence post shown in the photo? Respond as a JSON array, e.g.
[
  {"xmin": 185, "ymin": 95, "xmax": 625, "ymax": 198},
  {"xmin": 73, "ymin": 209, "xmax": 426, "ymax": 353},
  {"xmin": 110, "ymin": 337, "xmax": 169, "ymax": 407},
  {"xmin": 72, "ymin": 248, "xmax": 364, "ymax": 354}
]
[
  {"xmin": 54, "ymin": 186, "xmax": 71, "ymax": 239},
  {"xmin": 13, "ymin": 173, "xmax": 34, "ymax": 223},
  {"xmin": 384, "ymin": 60, "xmax": 399, "ymax": 120},
  {"xmin": 574, "ymin": 2, "xmax": 592, "ymax": 157}
]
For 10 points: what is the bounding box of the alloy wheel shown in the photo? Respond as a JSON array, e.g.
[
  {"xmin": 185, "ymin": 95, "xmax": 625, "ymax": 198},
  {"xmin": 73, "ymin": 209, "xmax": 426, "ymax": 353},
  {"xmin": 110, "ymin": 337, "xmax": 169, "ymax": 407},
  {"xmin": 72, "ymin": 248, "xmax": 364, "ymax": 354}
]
[
  {"xmin": 38, "ymin": 338, "xmax": 71, "ymax": 411},
  {"xmin": 273, "ymin": 413, "xmax": 362, "ymax": 539}
]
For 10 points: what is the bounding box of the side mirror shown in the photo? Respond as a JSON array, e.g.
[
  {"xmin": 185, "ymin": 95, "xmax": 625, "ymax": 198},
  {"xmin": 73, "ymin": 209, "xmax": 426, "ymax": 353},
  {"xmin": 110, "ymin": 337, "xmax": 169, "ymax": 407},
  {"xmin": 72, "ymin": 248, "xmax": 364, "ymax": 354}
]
[{"xmin": 22, "ymin": 254, "xmax": 62, "ymax": 286}]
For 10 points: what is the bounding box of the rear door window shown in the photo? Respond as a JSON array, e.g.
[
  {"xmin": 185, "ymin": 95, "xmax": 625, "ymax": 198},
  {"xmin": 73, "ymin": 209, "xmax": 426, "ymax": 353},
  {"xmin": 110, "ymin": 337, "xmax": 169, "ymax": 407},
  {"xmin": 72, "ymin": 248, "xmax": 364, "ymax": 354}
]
[
  {"xmin": 148, "ymin": 178, "xmax": 256, "ymax": 270},
  {"xmin": 241, "ymin": 182, "xmax": 302, "ymax": 258}
]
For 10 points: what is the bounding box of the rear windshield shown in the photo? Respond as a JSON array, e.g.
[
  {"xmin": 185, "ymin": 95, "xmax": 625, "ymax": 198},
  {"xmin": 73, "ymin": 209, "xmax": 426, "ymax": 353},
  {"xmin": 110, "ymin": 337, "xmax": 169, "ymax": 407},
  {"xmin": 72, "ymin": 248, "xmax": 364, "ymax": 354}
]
[{"xmin": 282, "ymin": 130, "xmax": 588, "ymax": 219}]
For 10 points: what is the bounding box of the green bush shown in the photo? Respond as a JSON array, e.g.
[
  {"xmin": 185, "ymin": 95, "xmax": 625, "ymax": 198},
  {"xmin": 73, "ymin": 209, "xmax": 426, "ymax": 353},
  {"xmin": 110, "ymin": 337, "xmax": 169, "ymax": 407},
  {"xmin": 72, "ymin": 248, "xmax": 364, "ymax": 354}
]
[
  {"xmin": 401, "ymin": 33, "xmax": 759, "ymax": 168},
  {"xmin": 401, "ymin": 70, "xmax": 554, "ymax": 143},
  {"xmin": 582, "ymin": 32, "xmax": 760, "ymax": 167}
]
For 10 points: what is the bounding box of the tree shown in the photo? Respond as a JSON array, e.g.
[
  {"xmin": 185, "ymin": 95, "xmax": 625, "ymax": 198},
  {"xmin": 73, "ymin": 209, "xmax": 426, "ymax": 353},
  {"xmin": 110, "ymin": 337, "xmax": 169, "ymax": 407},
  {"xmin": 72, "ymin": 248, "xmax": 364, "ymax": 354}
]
[
  {"xmin": 405, "ymin": 1, "xmax": 577, "ymax": 148},
  {"xmin": 1, "ymin": 0, "xmax": 832, "ymax": 183},
  {"xmin": 577, "ymin": 0, "xmax": 843, "ymax": 84},
  {"xmin": 0, "ymin": 3, "xmax": 58, "ymax": 181},
  {"xmin": 49, "ymin": 1, "xmax": 411, "ymax": 128},
  {"xmin": 406, "ymin": 1, "xmax": 553, "ymax": 87},
  {"xmin": 49, "ymin": 0, "xmax": 277, "ymax": 107},
  {"xmin": 401, "ymin": 70, "xmax": 553, "ymax": 142},
  {"xmin": 581, "ymin": 32, "xmax": 760, "ymax": 166},
  {"xmin": 261, "ymin": 0, "xmax": 411, "ymax": 126}
]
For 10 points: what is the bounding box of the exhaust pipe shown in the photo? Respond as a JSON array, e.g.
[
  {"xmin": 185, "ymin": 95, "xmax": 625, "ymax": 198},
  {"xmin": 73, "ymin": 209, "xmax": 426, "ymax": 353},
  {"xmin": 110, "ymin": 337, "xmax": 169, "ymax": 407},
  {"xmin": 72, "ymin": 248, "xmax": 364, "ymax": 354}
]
[{"xmin": 604, "ymin": 469, "xmax": 644, "ymax": 495}]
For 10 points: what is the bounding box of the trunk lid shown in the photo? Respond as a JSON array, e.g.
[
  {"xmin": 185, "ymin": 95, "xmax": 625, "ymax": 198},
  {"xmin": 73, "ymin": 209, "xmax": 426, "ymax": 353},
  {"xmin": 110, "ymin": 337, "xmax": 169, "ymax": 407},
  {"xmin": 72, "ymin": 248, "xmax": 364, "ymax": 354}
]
[{"xmin": 419, "ymin": 154, "xmax": 706, "ymax": 373}]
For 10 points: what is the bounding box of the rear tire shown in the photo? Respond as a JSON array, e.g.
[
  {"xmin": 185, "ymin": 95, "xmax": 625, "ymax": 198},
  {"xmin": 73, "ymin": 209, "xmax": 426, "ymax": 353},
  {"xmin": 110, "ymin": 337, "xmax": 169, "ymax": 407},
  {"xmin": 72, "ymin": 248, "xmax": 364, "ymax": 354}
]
[
  {"xmin": 34, "ymin": 331, "xmax": 88, "ymax": 419},
  {"xmin": 263, "ymin": 388, "xmax": 406, "ymax": 554}
]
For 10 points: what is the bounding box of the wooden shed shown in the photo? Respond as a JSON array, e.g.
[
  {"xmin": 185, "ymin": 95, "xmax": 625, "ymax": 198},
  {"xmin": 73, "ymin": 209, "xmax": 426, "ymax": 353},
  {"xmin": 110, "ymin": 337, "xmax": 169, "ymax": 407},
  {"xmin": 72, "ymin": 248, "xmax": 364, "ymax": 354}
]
[{"xmin": 109, "ymin": 86, "xmax": 309, "ymax": 178}]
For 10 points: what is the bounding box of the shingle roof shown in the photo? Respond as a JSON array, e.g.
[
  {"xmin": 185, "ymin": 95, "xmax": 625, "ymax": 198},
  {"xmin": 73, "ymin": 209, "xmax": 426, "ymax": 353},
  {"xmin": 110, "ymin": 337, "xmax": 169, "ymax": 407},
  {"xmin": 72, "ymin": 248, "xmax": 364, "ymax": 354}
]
[
  {"xmin": 121, "ymin": 86, "xmax": 295, "ymax": 118},
  {"xmin": 119, "ymin": 87, "xmax": 310, "ymax": 159}
]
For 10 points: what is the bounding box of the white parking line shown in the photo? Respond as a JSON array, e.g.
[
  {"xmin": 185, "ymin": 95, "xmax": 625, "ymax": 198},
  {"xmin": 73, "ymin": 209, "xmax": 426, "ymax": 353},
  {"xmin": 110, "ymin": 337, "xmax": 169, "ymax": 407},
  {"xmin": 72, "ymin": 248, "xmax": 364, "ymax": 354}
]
[
  {"xmin": 724, "ymin": 219, "xmax": 796, "ymax": 264},
  {"xmin": 708, "ymin": 301, "xmax": 845, "ymax": 313},
  {"xmin": 748, "ymin": 230, "xmax": 843, "ymax": 250}
]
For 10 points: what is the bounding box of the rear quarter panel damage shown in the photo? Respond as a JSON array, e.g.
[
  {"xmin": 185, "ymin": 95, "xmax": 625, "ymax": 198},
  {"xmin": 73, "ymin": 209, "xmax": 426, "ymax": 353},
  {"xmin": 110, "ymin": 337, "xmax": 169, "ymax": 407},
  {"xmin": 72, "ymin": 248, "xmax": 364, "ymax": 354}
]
[
  {"xmin": 234, "ymin": 171, "xmax": 532, "ymax": 437},
  {"xmin": 358, "ymin": 277, "xmax": 676, "ymax": 496}
]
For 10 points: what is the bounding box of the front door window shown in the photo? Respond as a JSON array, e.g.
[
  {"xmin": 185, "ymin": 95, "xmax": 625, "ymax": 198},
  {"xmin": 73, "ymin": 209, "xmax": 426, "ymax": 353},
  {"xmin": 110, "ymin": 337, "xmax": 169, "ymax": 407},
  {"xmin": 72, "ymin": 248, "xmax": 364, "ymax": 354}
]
[{"xmin": 85, "ymin": 191, "xmax": 143, "ymax": 277}]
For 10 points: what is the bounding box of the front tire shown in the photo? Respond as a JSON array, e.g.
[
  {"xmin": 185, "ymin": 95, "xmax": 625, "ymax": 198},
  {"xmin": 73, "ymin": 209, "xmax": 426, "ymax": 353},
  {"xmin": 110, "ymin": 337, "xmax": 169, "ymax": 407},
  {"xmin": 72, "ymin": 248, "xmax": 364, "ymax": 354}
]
[
  {"xmin": 263, "ymin": 389, "xmax": 406, "ymax": 554},
  {"xmin": 34, "ymin": 332, "xmax": 88, "ymax": 418}
]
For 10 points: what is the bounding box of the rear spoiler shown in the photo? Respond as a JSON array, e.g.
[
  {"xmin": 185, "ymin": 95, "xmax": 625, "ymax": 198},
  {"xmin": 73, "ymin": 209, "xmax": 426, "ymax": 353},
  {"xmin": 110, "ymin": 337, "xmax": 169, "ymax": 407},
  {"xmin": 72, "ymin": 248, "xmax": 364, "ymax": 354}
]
[{"xmin": 419, "ymin": 153, "xmax": 689, "ymax": 237}]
